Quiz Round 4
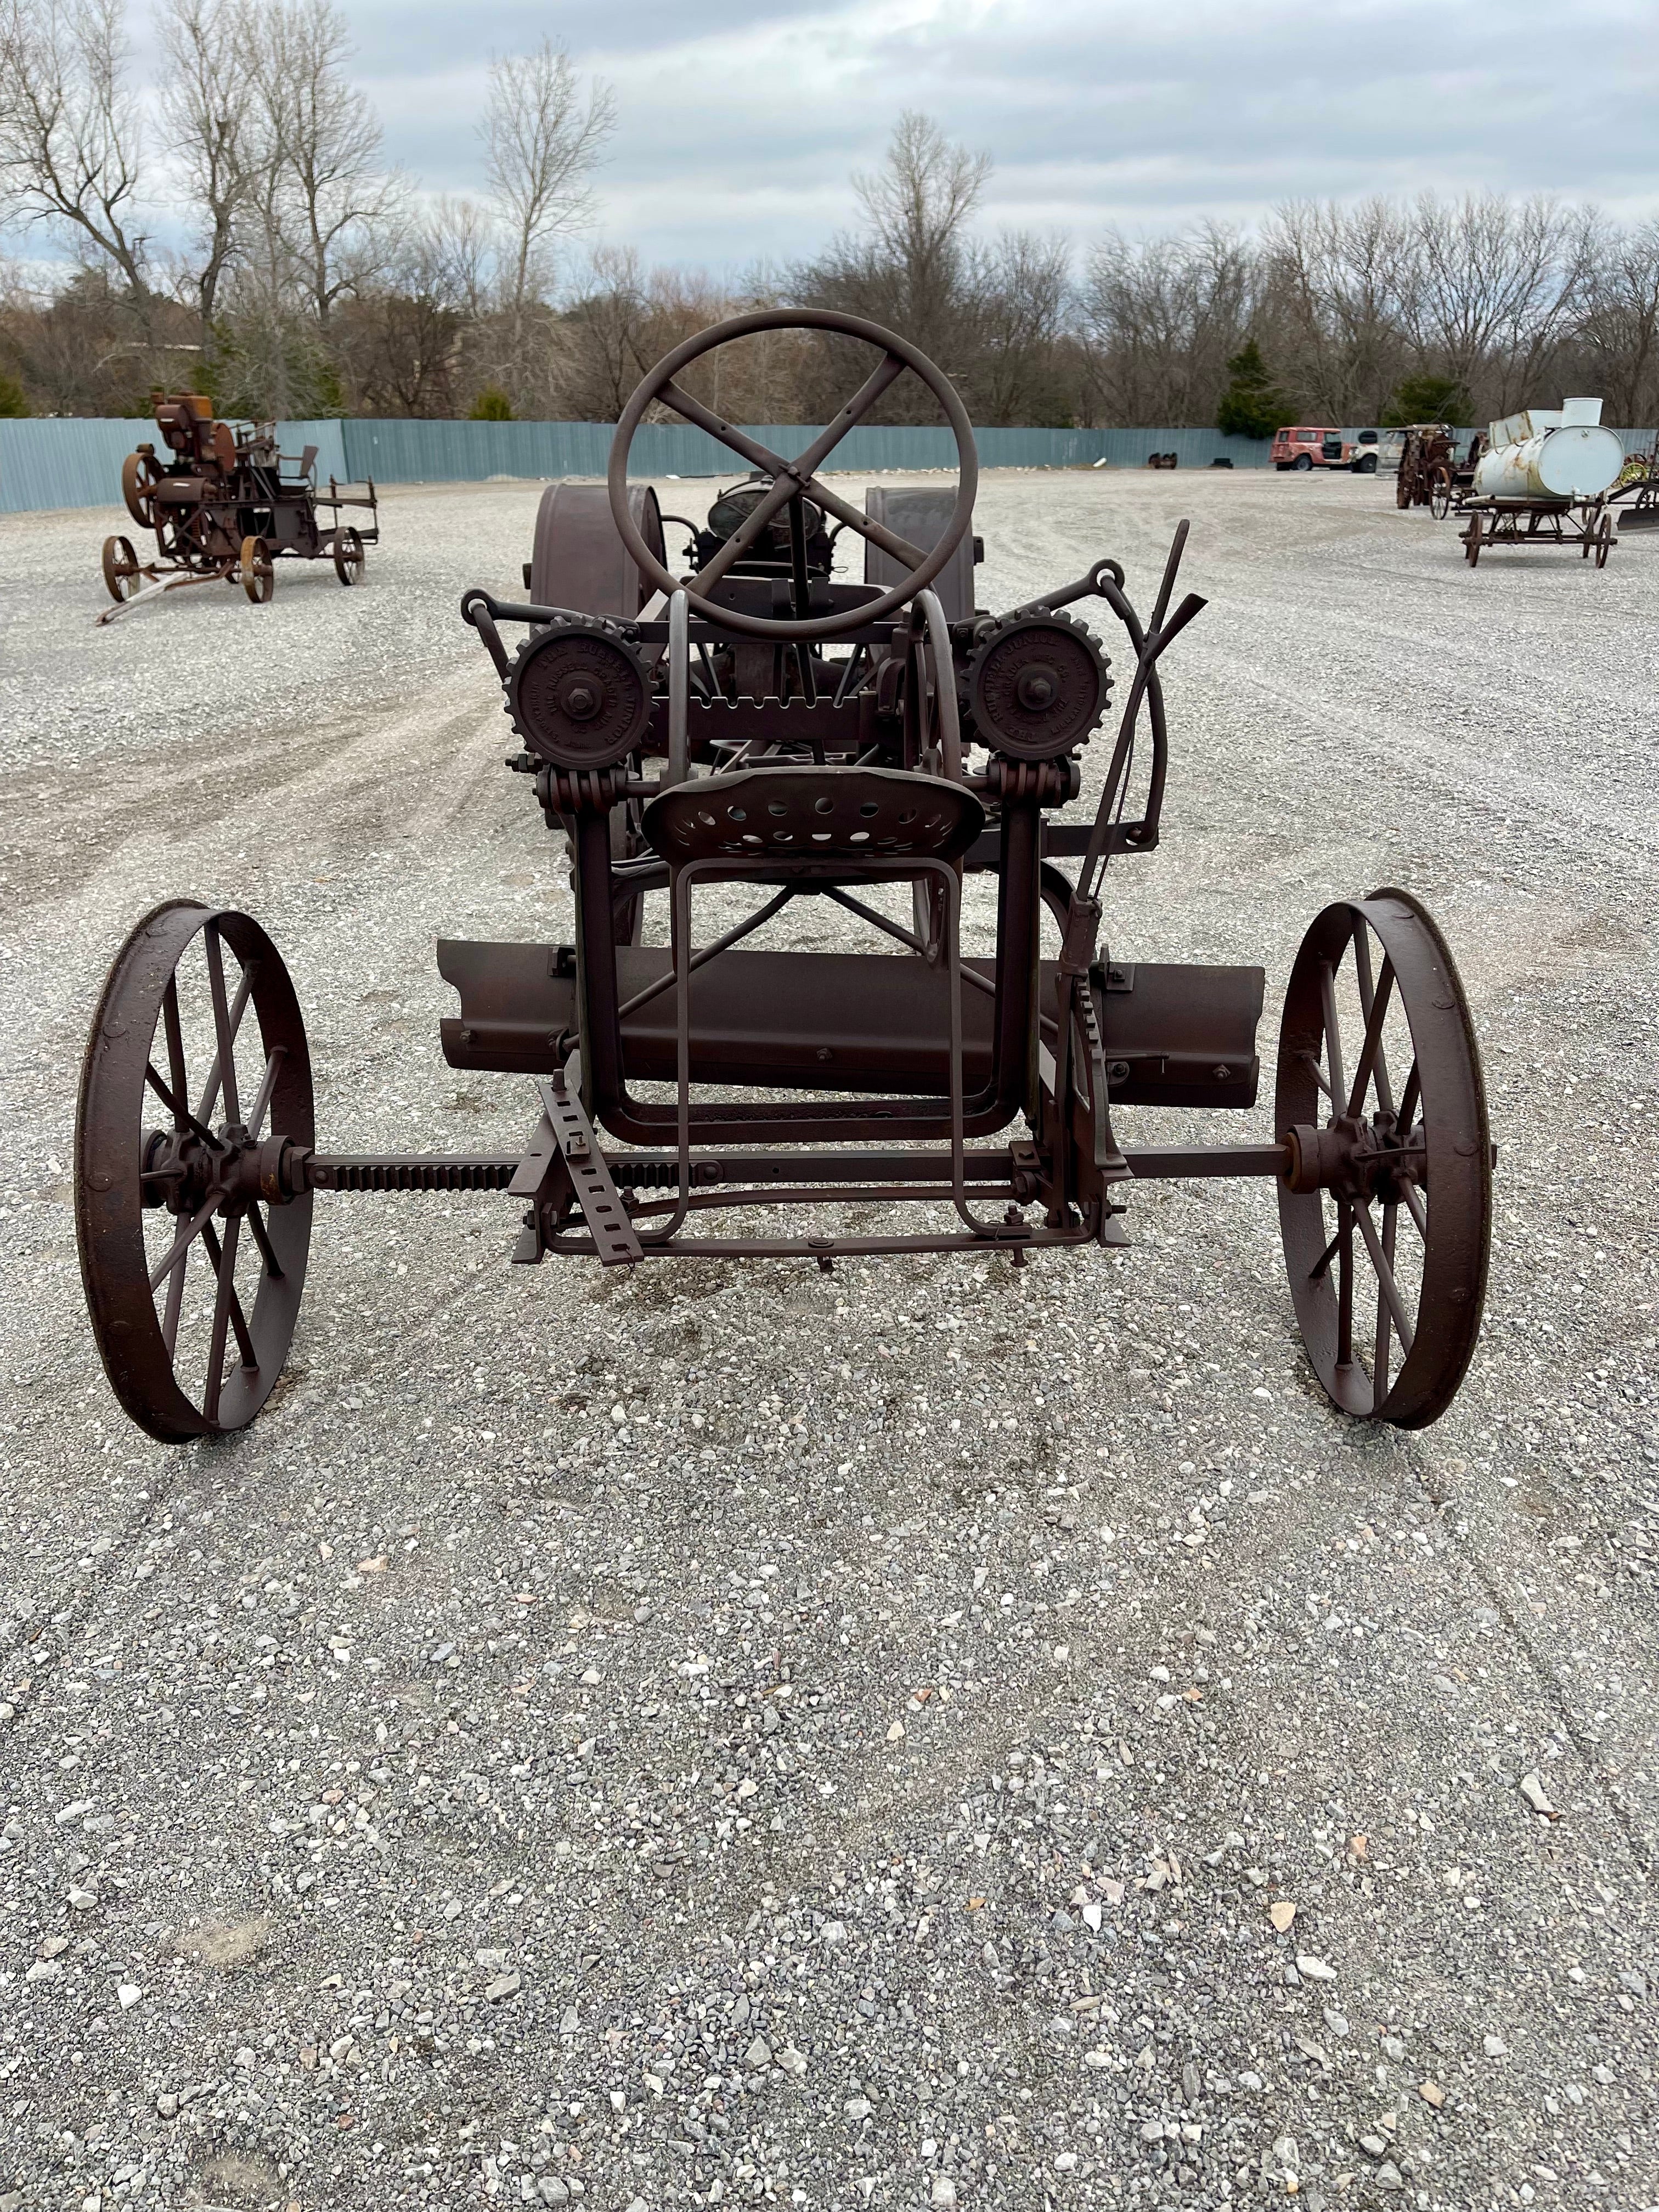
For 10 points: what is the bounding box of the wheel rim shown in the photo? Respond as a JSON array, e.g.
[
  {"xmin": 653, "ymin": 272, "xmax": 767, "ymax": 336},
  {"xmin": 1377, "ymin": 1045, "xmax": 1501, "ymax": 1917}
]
[
  {"xmin": 1276, "ymin": 889, "xmax": 1490, "ymax": 1428},
  {"xmin": 241, "ymin": 535, "xmax": 273, "ymax": 603},
  {"xmin": 101, "ymin": 535, "xmax": 139, "ymax": 602},
  {"xmin": 122, "ymin": 452, "xmax": 160, "ymax": 531},
  {"xmin": 334, "ymin": 526, "xmax": 364, "ymax": 584},
  {"xmin": 75, "ymin": 902, "xmax": 314, "ymax": 1441}
]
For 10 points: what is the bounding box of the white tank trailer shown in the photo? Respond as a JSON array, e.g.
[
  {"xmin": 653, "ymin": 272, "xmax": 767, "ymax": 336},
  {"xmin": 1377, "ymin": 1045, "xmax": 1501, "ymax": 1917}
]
[{"xmin": 1473, "ymin": 397, "xmax": 1624, "ymax": 501}]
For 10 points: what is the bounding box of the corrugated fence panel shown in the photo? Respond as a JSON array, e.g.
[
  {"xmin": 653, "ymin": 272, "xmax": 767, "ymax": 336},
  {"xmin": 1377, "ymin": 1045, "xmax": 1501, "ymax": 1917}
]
[
  {"xmin": 3, "ymin": 415, "xmax": 350, "ymax": 514},
  {"xmin": 10, "ymin": 416, "xmax": 1654, "ymax": 512}
]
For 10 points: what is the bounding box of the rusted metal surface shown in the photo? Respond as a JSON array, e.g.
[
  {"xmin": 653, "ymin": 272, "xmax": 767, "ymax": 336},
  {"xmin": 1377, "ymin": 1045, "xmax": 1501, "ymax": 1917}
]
[
  {"xmin": 1457, "ymin": 496, "xmax": 1614, "ymax": 566},
  {"xmin": 76, "ymin": 308, "xmax": 1495, "ymax": 1444},
  {"xmin": 94, "ymin": 392, "xmax": 379, "ymax": 624}
]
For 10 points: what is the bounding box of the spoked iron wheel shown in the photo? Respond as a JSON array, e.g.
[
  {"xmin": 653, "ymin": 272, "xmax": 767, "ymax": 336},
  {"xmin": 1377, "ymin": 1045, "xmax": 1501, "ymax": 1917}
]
[
  {"xmin": 101, "ymin": 534, "xmax": 140, "ymax": 603},
  {"xmin": 122, "ymin": 450, "xmax": 162, "ymax": 531},
  {"xmin": 1595, "ymin": 513, "xmax": 1613, "ymax": 568},
  {"xmin": 332, "ymin": 525, "xmax": 365, "ymax": 585},
  {"xmin": 75, "ymin": 901, "xmax": 314, "ymax": 1441},
  {"xmin": 1276, "ymin": 889, "xmax": 1491, "ymax": 1427},
  {"xmin": 240, "ymin": 534, "xmax": 274, "ymax": 603},
  {"xmin": 1429, "ymin": 469, "xmax": 1453, "ymax": 521}
]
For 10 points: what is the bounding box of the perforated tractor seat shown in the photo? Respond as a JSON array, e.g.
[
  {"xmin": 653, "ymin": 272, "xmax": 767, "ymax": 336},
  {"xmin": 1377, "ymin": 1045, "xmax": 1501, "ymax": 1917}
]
[{"xmin": 642, "ymin": 765, "xmax": 985, "ymax": 873}]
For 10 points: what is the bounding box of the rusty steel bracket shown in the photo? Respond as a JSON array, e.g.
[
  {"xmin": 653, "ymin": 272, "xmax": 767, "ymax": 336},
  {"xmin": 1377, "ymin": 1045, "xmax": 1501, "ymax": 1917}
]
[{"xmin": 512, "ymin": 1065, "xmax": 642, "ymax": 1266}]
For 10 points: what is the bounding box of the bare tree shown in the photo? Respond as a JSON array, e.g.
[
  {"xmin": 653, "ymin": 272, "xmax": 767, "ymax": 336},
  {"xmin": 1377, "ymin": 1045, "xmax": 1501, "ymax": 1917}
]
[
  {"xmin": 1575, "ymin": 216, "xmax": 1659, "ymax": 426},
  {"xmin": 1400, "ymin": 192, "xmax": 1589, "ymax": 413},
  {"xmin": 962, "ymin": 229, "xmax": 1073, "ymax": 423},
  {"xmin": 250, "ymin": 0, "xmax": 397, "ymax": 332},
  {"xmin": 483, "ymin": 35, "xmax": 614, "ymax": 393},
  {"xmin": 1262, "ymin": 198, "xmax": 1413, "ymax": 421},
  {"xmin": 157, "ymin": 0, "xmax": 255, "ymax": 345},
  {"xmin": 0, "ymin": 0, "xmax": 151, "ymax": 300},
  {"xmin": 1081, "ymin": 224, "xmax": 1256, "ymax": 426}
]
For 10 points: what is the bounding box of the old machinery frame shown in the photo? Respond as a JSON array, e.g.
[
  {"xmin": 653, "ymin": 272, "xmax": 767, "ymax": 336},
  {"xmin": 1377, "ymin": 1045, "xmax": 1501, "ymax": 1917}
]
[
  {"xmin": 1457, "ymin": 496, "xmax": 1613, "ymax": 567},
  {"xmin": 76, "ymin": 311, "xmax": 1494, "ymax": 1445},
  {"xmin": 98, "ymin": 393, "xmax": 379, "ymax": 623}
]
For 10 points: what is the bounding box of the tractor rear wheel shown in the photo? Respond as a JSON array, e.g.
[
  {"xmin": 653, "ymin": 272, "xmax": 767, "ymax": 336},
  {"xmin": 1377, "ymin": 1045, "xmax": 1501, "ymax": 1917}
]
[
  {"xmin": 1275, "ymin": 889, "xmax": 1491, "ymax": 1427},
  {"xmin": 76, "ymin": 901, "xmax": 315, "ymax": 1441}
]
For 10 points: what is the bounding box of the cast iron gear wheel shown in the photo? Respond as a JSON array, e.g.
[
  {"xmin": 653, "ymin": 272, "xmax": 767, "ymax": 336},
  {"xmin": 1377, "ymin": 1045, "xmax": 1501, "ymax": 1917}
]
[
  {"xmin": 964, "ymin": 608, "xmax": 1111, "ymax": 762},
  {"xmin": 505, "ymin": 616, "xmax": 654, "ymax": 771}
]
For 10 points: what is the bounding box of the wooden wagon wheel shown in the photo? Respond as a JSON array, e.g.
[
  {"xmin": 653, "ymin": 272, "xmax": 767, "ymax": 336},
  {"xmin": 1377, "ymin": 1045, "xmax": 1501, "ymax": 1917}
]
[
  {"xmin": 75, "ymin": 901, "xmax": 315, "ymax": 1441},
  {"xmin": 1276, "ymin": 889, "xmax": 1491, "ymax": 1428},
  {"xmin": 332, "ymin": 525, "xmax": 365, "ymax": 585},
  {"xmin": 240, "ymin": 534, "xmax": 274, "ymax": 603},
  {"xmin": 101, "ymin": 534, "xmax": 140, "ymax": 603},
  {"xmin": 122, "ymin": 449, "xmax": 162, "ymax": 531}
]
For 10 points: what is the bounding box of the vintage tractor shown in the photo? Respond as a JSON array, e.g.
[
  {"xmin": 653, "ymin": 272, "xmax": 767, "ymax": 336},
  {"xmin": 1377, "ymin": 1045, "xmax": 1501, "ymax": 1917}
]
[
  {"xmin": 98, "ymin": 393, "xmax": 379, "ymax": 622},
  {"xmin": 75, "ymin": 310, "xmax": 1493, "ymax": 1444}
]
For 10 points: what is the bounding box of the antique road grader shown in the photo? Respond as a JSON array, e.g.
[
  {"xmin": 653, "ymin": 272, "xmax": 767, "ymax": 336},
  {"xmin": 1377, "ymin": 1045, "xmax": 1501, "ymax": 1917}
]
[
  {"xmin": 75, "ymin": 310, "xmax": 1493, "ymax": 1444},
  {"xmin": 98, "ymin": 392, "xmax": 379, "ymax": 623}
]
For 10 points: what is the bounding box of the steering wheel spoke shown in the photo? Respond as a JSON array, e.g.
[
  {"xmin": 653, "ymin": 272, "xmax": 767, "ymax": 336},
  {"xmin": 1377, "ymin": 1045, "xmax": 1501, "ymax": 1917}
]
[{"xmin": 608, "ymin": 307, "xmax": 978, "ymax": 642}]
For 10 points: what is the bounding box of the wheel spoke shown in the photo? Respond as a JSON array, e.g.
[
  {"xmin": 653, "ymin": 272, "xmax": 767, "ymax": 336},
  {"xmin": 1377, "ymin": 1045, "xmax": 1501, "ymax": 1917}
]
[
  {"xmin": 1352, "ymin": 1200, "xmax": 1415, "ymax": 1356},
  {"xmin": 788, "ymin": 469, "xmax": 930, "ymax": 568},
  {"xmin": 160, "ymin": 1242, "xmax": 189, "ymax": 1356},
  {"xmin": 1335, "ymin": 1203, "xmax": 1355, "ymax": 1368},
  {"xmin": 1347, "ymin": 943, "xmax": 1397, "ymax": 1117},
  {"xmin": 245, "ymin": 1045, "xmax": 285, "ymax": 1141},
  {"xmin": 1397, "ymin": 1059, "xmax": 1421, "ymax": 1133},
  {"xmin": 245, "ymin": 1201, "xmax": 284, "ymax": 1281},
  {"xmin": 203, "ymin": 933, "xmax": 245, "ymax": 1132},
  {"xmin": 1309, "ymin": 1219, "xmax": 1342, "ymax": 1282},
  {"xmin": 1373, "ymin": 1200, "xmax": 1397, "ymax": 1405},
  {"xmin": 146, "ymin": 1191, "xmax": 221, "ymax": 1290},
  {"xmin": 200, "ymin": 1216, "xmax": 255, "ymax": 1421},
  {"xmin": 161, "ymin": 978, "xmax": 189, "ymax": 1128},
  {"xmin": 144, "ymin": 1062, "xmax": 219, "ymax": 1149},
  {"xmin": 193, "ymin": 951, "xmax": 258, "ymax": 1124},
  {"xmin": 1400, "ymin": 1180, "xmax": 1428, "ymax": 1240},
  {"xmin": 1318, "ymin": 958, "xmax": 1348, "ymax": 1108},
  {"xmin": 1298, "ymin": 1048, "xmax": 1333, "ymax": 1102}
]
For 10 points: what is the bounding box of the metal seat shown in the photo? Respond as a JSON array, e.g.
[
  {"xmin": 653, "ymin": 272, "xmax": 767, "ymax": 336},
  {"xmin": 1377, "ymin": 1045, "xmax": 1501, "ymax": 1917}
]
[{"xmin": 642, "ymin": 764, "xmax": 984, "ymax": 873}]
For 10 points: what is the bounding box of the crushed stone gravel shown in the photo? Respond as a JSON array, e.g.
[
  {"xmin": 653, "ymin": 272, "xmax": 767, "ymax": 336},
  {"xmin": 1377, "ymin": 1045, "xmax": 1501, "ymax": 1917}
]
[{"xmin": 0, "ymin": 467, "xmax": 1656, "ymax": 2209}]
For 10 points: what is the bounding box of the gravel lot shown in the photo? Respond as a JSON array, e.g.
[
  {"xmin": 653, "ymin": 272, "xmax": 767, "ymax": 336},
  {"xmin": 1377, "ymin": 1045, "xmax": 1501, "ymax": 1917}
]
[{"xmin": 1, "ymin": 466, "xmax": 1656, "ymax": 2212}]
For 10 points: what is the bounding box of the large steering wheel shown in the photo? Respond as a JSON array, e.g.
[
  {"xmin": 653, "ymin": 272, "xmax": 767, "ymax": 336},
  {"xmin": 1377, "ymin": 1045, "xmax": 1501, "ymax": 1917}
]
[{"xmin": 607, "ymin": 308, "xmax": 978, "ymax": 642}]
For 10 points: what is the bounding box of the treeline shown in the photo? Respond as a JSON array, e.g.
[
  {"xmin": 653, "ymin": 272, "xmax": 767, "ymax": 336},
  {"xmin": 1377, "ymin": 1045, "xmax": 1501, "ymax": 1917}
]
[{"xmin": 3, "ymin": 1, "xmax": 1657, "ymax": 433}]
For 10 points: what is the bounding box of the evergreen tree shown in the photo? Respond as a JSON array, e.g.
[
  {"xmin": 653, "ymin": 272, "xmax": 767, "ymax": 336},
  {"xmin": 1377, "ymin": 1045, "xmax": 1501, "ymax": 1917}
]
[{"xmin": 1216, "ymin": 339, "xmax": 1290, "ymax": 438}]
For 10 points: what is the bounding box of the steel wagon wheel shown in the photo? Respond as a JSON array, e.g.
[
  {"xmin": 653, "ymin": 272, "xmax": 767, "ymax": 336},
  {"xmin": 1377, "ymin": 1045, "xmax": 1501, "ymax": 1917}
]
[
  {"xmin": 240, "ymin": 534, "xmax": 274, "ymax": 603},
  {"xmin": 332, "ymin": 525, "xmax": 365, "ymax": 585},
  {"xmin": 101, "ymin": 535, "xmax": 140, "ymax": 603},
  {"xmin": 1429, "ymin": 468, "xmax": 1453, "ymax": 521},
  {"xmin": 1595, "ymin": 512, "xmax": 1613, "ymax": 568},
  {"xmin": 1275, "ymin": 889, "xmax": 1491, "ymax": 1428},
  {"xmin": 75, "ymin": 901, "xmax": 315, "ymax": 1442},
  {"xmin": 122, "ymin": 450, "xmax": 162, "ymax": 531}
]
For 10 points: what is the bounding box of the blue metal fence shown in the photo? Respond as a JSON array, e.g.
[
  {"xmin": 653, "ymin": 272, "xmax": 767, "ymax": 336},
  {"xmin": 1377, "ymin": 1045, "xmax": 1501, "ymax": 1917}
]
[{"xmin": 8, "ymin": 414, "xmax": 1654, "ymax": 514}]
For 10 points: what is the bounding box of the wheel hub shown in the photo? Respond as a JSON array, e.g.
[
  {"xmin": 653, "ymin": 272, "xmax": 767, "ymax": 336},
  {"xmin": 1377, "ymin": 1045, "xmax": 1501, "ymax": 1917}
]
[
  {"xmin": 1282, "ymin": 1110, "xmax": 1426, "ymax": 1204},
  {"xmin": 141, "ymin": 1124, "xmax": 298, "ymax": 1215}
]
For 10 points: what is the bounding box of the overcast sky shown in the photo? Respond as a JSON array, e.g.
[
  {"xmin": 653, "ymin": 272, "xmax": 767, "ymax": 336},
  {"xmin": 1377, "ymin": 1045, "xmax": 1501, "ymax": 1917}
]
[
  {"xmin": 11, "ymin": 0, "xmax": 1656, "ymax": 278},
  {"xmin": 335, "ymin": 0, "xmax": 1658, "ymax": 271}
]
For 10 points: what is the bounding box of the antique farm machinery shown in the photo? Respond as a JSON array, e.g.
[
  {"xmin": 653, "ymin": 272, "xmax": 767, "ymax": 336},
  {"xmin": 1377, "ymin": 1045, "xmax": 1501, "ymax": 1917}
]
[
  {"xmin": 1603, "ymin": 447, "xmax": 1659, "ymax": 532},
  {"xmin": 98, "ymin": 392, "xmax": 379, "ymax": 622},
  {"xmin": 1396, "ymin": 424, "xmax": 1487, "ymax": 518},
  {"xmin": 1455, "ymin": 399, "xmax": 1624, "ymax": 566},
  {"xmin": 75, "ymin": 309, "xmax": 1493, "ymax": 1445}
]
